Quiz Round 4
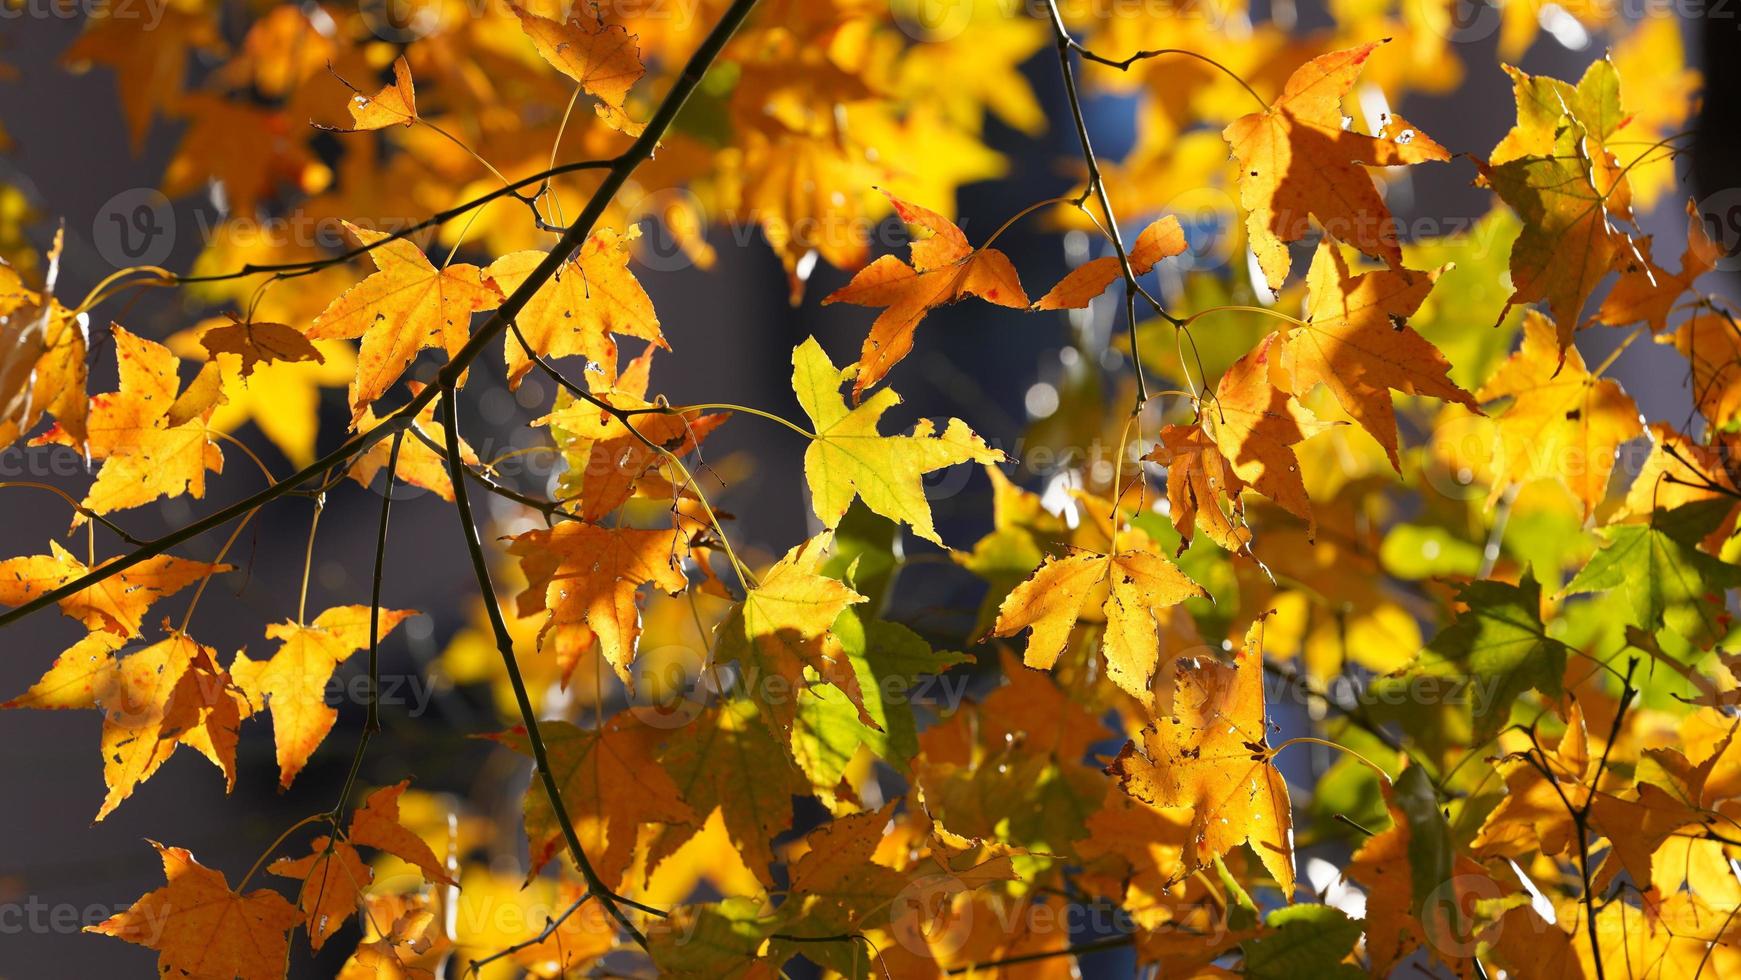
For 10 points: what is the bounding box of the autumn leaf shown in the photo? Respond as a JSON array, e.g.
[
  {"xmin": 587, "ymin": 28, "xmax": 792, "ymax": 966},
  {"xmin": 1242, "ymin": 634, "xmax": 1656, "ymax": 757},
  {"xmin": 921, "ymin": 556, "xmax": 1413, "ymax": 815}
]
[
  {"xmin": 510, "ymin": 1, "xmax": 645, "ymax": 134},
  {"xmin": 1275, "ymin": 242, "xmax": 1477, "ymax": 467},
  {"xmin": 341, "ymin": 56, "xmax": 418, "ymax": 130},
  {"xmin": 347, "ymin": 385, "xmax": 478, "ymax": 502},
  {"xmin": 0, "ymin": 232, "xmax": 87, "ymax": 447},
  {"xmin": 719, "ymin": 533, "xmax": 870, "ymax": 737},
  {"xmin": 538, "ymin": 347, "xmax": 728, "ymax": 520},
  {"xmin": 348, "ymin": 781, "xmax": 459, "ymax": 887},
  {"xmin": 1150, "ymin": 332, "xmax": 1335, "ymax": 551},
  {"xmin": 992, "ymin": 534, "xmax": 1204, "ymax": 702},
  {"xmin": 1033, "ymin": 214, "xmax": 1187, "ymax": 309},
  {"xmin": 269, "ymin": 837, "xmax": 371, "ymax": 951},
  {"xmin": 1223, "ymin": 42, "xmax": 1450, "ymax": 290},
  {"xmin": 199, "ymin": 313, "xmax": 326, "ymax": 378},
  {"xmin": 1108, "ymin": 620, "xmax": 1295, "ymax": 897},
  {"xmin": 89, "ymin": 841, "xmax": 300, "ymax": 980},
  {"xmin": 306, "ymin": 221, "xmax": 503, "ymax": 425},
  {"xmin": 1481, "ymin": 62, "xmax": 1646, "ymax": 347},
  {"xmin": 823, "ymin": 192, "xmax": 1028, "ymax": 397},
  {"xmin": 232, "ymin": 605, "xmax": 416, "ymax": 789},
  {"xmin": 1593, "ymin": 198, "xmax": 1720, "ymax": 332},
  {"xmin": 791, "ymin": 336, "xmax": 1002, "ymax": 545},
  {"xmin": 33, "ymin": 324, "xmax": 226, "ymax": 517},
  {"xmin": 487, "ymin": 228, "xmax": 664, "ymax": 391},
  {"xmin": 1477, "ymin": 309, "xmax": 1643, "ymax": 517},
  {"xmin": 93, "ymin": 633, "xmax": 249, "ymax": 821},
  {"xmin": 1, "ymin": 630, "xmax": 126, "ymax": 710},
  {"xmin": 0, "ymin": 540, "xmax": 229, "ymax": 638},
  {"xmin": 506, "ymin": 520, "xmax": 688, "ymax": 685},
  {"xmin": 487, "ymin": 715, "xmax": 693, "ymax": 888},
  {"xmin": 1406, "ymin": 573, "xmax": 1569, "ymax": 744},
  {"xmin": 1666, "ymin": 312, "xmax": 1741, "ymax": 429},
  {"xmin": 651, "ymin": 699, "xmax": 808, "ymax": 889}
]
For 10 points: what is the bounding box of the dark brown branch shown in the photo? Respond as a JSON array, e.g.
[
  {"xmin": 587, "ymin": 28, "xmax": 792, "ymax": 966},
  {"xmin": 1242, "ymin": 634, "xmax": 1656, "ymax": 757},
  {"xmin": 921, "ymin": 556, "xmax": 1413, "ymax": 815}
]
[{"xmin": 439, "ymin": 384, "xmax": 648, "ymax": 948}]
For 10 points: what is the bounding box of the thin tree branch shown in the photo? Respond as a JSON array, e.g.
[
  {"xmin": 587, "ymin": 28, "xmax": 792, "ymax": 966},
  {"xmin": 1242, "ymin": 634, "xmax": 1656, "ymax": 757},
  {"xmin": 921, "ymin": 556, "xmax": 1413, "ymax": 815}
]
[
  {"xmin": 944, "ymin": 933, "xmax": 1134, "ymax": 974},
  {"xmin": 439, "ymin": 383, "xmax": 647, "ymax": 949}
]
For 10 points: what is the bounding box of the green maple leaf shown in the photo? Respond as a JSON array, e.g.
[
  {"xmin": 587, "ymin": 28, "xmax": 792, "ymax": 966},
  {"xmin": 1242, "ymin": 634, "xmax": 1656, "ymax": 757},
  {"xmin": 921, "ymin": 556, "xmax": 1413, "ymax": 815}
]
[
  {"xmin": 1565, "ymin": 499, "xmax": 1741, "ymax": 649},
  {"xmin": 1410, "ymin": 572, "xmax": 1569, "ymax": 744},
  {"xmin": 1243, "ymin": 904, "xmax": 1365, "ymax": 979}
]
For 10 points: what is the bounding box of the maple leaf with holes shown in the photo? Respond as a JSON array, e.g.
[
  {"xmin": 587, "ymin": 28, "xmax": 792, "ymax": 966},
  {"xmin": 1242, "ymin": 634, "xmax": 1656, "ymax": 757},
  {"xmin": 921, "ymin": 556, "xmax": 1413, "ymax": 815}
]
[
  {"xmin": 486, "ymin": 715, "xmax": 693, "ymax": 888},
  {"xmin": 538, "ymin": 347, "xmax": 729, "ymax": 521},
  {"xmin": 0, "ymin": 541, "xmax": 229, "ymax": 638},
  {"xmin": 992, "ymin": 529, "xmax": 1204, "ymax": 702},
  {"xmin": 33, "ymin": 324, "xmax": 226, "ymax": 518},
  {"xmin": 1108, "ymin": 620, "xmax": 1294, "ymax": 898},
  {"xmin": 1148, "ymin": 333, "xmax": 1335, "ymax": 552},
  {"xmin": 487, "ymin": 228, "xmax": 664, "ymax": 391},
  {"xmin": 306, "ymin": 221, "xmax": 503, "ymax": 425},
  {"xmin": 823, "ymin": 193, "xmax": 1028, "ymax": 398},
  {"xmin": 231, "ymin": 605, "xmax": 416, "ymax": 790},
  {"xmin": 107, "ymin": 636, "xmax": 249, "ymax": 820},
  {"xmin": 1033, "ymin": 215, "xmax": 1187, "ymax": 309},
  {"xmin": 1274, "ymin": 242, "xmax": 1477, "ymax": 468},
  {"xmin": 507, "ymin": 520, "xmax": 688, "ymax": 685},
  {"xmin": 1223, "ymin": 42, "xmax": 1449, "ymax": 290},
  {"xmin": 791, "ymin": 336, "xmax": 1002, "ymax": 546},
  {"xmin": 89, "ymin": 841, "xmax": 300, "ymax": 980},
  {"xmin": 510, "ymin": 1, "xmax": 645, "ymax": 134}
]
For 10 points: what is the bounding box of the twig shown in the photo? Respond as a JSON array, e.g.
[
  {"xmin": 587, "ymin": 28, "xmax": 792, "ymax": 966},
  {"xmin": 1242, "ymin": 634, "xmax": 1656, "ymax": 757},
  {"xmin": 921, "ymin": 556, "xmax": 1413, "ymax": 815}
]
[
  {"xmin": 944, "ymin": 933, "xmax": 1134, "ymax": 974},
  {"xmin": 440, "ymin": 384, "xmax": 649, "ymax": 949},
  {"xmin": 1040, "ymin": 0, "xmax": 1181, "ymax": 413},
  {"xmin": 468, "ymin": 893, "xmax": 594, "ymax": 977}
]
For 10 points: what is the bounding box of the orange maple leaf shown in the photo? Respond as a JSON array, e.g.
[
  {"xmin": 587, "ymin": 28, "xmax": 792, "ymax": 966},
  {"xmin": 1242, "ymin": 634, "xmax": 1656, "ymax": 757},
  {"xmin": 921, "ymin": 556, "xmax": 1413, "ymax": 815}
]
[
  {"xmin": 507, "ymin": 520, "xmax": 688, "ymax": 685},
  {"xmin": 0, "ymin": 541, "xmax": 229, "ymax": 638},
  {"xmin": 33, "ymin": 324, "xmax": 226, "ymax": 517},
  {"xmin": 510, "ymin": 1, "xmax": 646, "ymax": 134},
  {"xmin": 1150, "ymin": 333, "xmax": 1335, "ymax": 551},
  {"xmin": 487, "ymin": 228, "xmax": 665, "ymax": 391},
  {"xmin": 487, "ymin": 716, "xmax": 693, "ymax": 888},
  {"xmin": 1594, "ymin": 198, "xmax": 1721, "ymax": 332},
  {"xmin": 89, "ymin": 841, "xmax": 301, "ymax": 980},
  {"xmin": 538, "ymin": 348, "xmax": 729, "ymax": 521},
  {"xmin": 1032, "ymin": 215, "xmax": 1187, "ymax": 310},
  {"xmin": 1108, "ymin": 620, "xmax": 1295, "ymax": 898},
  {"xmin": 1275, "ymin": 242, "xmax": 1477, "ymax": 468},
  {"xmin": 232, "ymin": 605, "xmax": 417, "ymax": 790},
  {"xmin": 199, "ymin": 313, "xmax": 326, "ymax": 378},
  {"xmin": 992, "ymin": 532, "xmax": 1205, "ymax": 702},
  {"xmin": 823, "ymin": 192, "xmax": 1028, "ymax": 399},
  {"xmin": 1223, "ymin": 42, "xmax": 1449, "ymax": 290},
  {"xmin": 306, "ymin": 221, "xmax": 503, "ymax": 425}
]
